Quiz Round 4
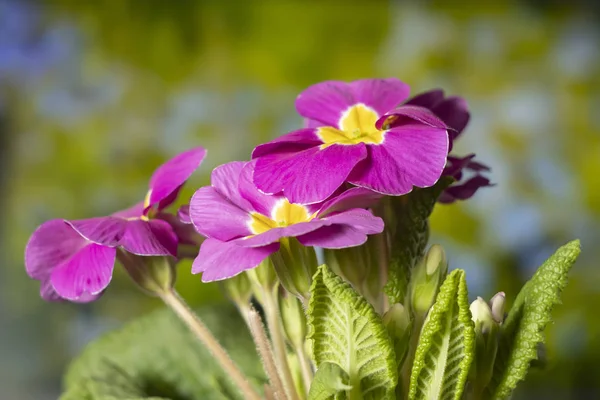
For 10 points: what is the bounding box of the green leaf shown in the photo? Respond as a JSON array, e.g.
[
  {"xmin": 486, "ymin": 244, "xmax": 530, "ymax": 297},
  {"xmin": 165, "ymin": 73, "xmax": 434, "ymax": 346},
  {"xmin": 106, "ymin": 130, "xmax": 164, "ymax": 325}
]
[
  {"xmin": 384, "ymin": 177, "xmax": 453, "ymax": 304},
  {"xmin": 487, "ymin": 240, "xmax": 581, "ymax": 400},
  {"xmin": 308, "ymin": 362, "xmax": 352, "ymax": 400},
  {"xmin": 408, "ymin": 269, "xmax": 474, "ymax": 400},
  {"xmin": 307, "ymin": 264, "xmax": 398, "ymax": 400},
  {"xmin": 61, "ymin": 305, "xmax": 265, "ymax": 400}
]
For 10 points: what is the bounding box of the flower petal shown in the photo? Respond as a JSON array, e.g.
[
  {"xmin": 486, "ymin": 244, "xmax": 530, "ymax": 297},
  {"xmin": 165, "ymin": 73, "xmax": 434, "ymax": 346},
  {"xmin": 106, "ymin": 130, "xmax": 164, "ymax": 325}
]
[
  {"xmin": 234, "ymin": 220, "xmax": 328, "ymax": 247},
  {"xmin": 296, "ymin": 79, "xmax": 410, "ymax": 127},
  {"xmin": 50, "ymin": 243, "xmax": 116, "ymax": 301},
  {"xmin": 192, "ymin": 238, "xmax": 279, "ymax": 281},
  {"xmin": 66, "ymin": 217, "xmax": 127, "ymax": 247},
  {"xmin": 112, "ymin": 202, "xmax": 145, "ymax": 219},
  {"xmin": 253, "ymin": 144, "xmax": 368, "ymax": 205},
  {"xmin": 405, "ymin": 89, "xmax": 445, "ymax": 108},
  {"xmin": 298, "ymin": 208, "xmax": 384, "ymax": 248},
  {"xmin": 189, "ymin": 186, "xmax": 253, "ymax": 241},
  {"xmin": 252, "ymin": 129, "xmax": 323, "ymax": 159},
  {"xmin": 439, "ymin": 175, "xmax": 493, "ymax": 203},
  {"xmin": 120, "ymin": 219, "xmax": 178, "ymax": 256},
  {"xmin": 147, "ymin": 147, "xmax": 207, "ymax": 211},
  {"xmin": 349, "ymin": 124, "xmax": 449, "ymax": 195},
  {"xmin": 239, "ymin": 161, "xmax": 281, "ymax": 216},
  {"xmin": 157, "ymin": 212, "xmax": 204, "ymax": 246},
  {"xmin": 318, "ymin": 187, "xmax": 383, "ymax": 217},
  {"xmin": 432, "ymin": 96, "xmax": 470, "ymax": 139},
  {"xmin": 210, "ymin": 161, "xmax": 254, "ymax": 210},
  {"xmin": 347, "ymin": 78, "xmax": 411, "ymax": 115},
  {"xmin": 376, "ymin": 105, "xmax": 448, "ymax": 131},
  {"xmin": 25, "ymin": 219, "xmax": 88, "ymax": 280},
  {"xmin": 178, "ymin": 204, "xmax": 191, "ymax": 223}
]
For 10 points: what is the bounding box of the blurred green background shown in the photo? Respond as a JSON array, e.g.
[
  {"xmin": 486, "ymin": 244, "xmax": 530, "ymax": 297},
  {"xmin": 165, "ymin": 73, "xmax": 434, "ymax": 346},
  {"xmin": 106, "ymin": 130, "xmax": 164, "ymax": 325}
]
[{"xmin": 1, "ymin": 0, "xmax": 599, "ymax": 399}]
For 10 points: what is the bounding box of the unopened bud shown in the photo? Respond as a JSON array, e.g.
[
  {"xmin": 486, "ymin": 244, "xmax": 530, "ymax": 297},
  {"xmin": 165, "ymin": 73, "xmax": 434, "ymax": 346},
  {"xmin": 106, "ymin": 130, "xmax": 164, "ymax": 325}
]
[
  {"xmin": 279, "ymin": 290, "xmax": 307, "ymax": 347},
  {"xmin": 270, "ymin": 238, "xmax": 318, "ymax": 300},
  {"xmin": 383, "ymin": 303, "xmax": 412, "ymax": 366},
  {"xmin": 408, "ymin": 244, "xmax": 448, "ymax": 317},
  {"xmin": 470, "ymin": 292, "xmax": 506, "ymax": 394},
  {"xmin": 118, "ymin": 250, "xmax": 175, "ymax": 296},
  {"xmin": 222, "ymin": 272, "xmax": 252, "ymax": 307}
]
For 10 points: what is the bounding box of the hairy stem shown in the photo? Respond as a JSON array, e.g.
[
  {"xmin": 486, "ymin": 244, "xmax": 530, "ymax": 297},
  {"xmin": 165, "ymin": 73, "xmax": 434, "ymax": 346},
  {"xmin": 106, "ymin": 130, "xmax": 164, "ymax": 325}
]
[
  {"xmin": 160, "ymin": 289, "xmax": 261, "ymax": 400},
  {"xmin": 263, "ymin": 290, "xmax": 301, "ymax": 400},
  {"xmin": 247, "ymin": 308, "xmax": 288, "ymax": 400}
]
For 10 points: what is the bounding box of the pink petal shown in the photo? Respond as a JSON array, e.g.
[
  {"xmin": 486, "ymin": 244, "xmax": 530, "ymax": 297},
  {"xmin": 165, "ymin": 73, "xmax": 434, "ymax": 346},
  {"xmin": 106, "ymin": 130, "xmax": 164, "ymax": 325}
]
[
  {"xmin": 405, "ymin": 89, "xmax": 445, "ymax": 108},
  {"xmin": 234, "ymin": 220, "xmax": 328, "ymax": 248},
  {"xmin": 348, "ymin": 78, "xmax": 411, "ymax": 115},
  {"xmin": 439, "ymin": 175, "xmax": 493, "ymax": 204},
  {"xmin": 112, "ymin": 202, "xmax": 145, "ymax": 219},
  {"xmin": 210, "ymin": 161, "xmax": 253, "ymax": 211},
  {"xmin": 156, "ymin": 212, "xmax": 204, "ymax": 246},
  {"xmin": 178, "ymin": 205, "xmax": 191, "ymax": 224},
  {"xmin": 432, "ymin": 96, "xmax": 470, "ymax": 138},
  {"xmin": 120, "ymin": 219, "xmax": 178, "ymax": 256},
  {"xmin": 66, "ymin": 217, "xmax": 127, "ymax": 247},
  {"xmin": 25, "ymin": 219, "xmax": 88, "ymax": 280},
  {"xmin": 252, "ymin": 129, "xmax": 323, "ymax": 159},
  {"xmin": 50, "ymin": 243, "xmax": 116, "ymax": 301},
  {"xmin": 296, "ymin": 79, "xmax": 410, "ymax": 127},
  {"xmin": 375, "ymin": 105, "xmax": 448, "ymax": 131},
  {"xmin": 318, "ymin": 187, "xmax": 383, "ymax": 217},
  {"xmin": 189, "ymin": 186, "xmax": 253, "ymax": 241},
  {"xmin": 298, "ymin": 208, "xmax": 384, "ymax": 248},
  {"xmin": 253, "ymin": 144, "xmax": 368, "ymax": 205},
  {"xmin": 192, "ymin": 238, "xmax": 279, "ymax": 281},
  {"xmin": 147, "ymin": 147, "xmax": 207, "ymax": 211},
  {"xmin": 239, "ymin": 162, "xmax": 281, "ymax": 216},
  {"xmin": 349, "ymin": 124, "xmax": 449, "ymax": 195}
]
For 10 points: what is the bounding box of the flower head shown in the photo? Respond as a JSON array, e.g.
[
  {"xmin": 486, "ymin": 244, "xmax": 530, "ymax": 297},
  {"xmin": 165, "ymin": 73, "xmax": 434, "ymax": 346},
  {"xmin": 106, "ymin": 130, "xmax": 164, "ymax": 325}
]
[
  {"xmin": 252, "ymin": 78, "xmax": 450, "ymax": 204},
  {"xmin": 25, "ymin": 147, "xmax": 206, "ymax": 302},
  {"xmin": 403, "ymin": 89, "xmax": 493, "ymax": 203},
  {"xmin": 189, "ymin": 161, "xmax": 384, "ymax": 281}
]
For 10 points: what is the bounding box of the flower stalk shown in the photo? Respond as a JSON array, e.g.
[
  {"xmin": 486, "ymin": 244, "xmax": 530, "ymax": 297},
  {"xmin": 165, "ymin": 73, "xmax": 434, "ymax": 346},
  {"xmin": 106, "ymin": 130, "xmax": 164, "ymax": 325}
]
[{"xmin": 159, "ymin": 289, "xmax": 262, "ymax": 400}]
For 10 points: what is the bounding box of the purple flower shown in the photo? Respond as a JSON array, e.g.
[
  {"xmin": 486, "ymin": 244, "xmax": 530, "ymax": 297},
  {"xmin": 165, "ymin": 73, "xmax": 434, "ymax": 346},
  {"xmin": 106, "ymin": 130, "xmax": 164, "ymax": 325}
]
[
  {"xmin": 252, "ymin": 78, "xmax": 450, "ymax": 204},
  {"xmin": 189, "ymin": 161, "xmax": 384, "ymax": 281},
  {"xmin": 25, "ymin": 147, "xmax": 206, "ymax": 302},
  {"xmin": 403, "ymin": 89, "xmax": 493, "ymax": 202}
]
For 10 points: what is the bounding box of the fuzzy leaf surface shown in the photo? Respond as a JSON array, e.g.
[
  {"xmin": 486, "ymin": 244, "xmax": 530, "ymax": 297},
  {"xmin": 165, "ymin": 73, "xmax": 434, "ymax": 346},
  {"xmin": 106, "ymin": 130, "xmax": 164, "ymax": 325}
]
[
  {"xmin": 60, "ymin": 305, "xmax": 265, "ymax": 400},
  {"xmin": 487, "ymin": 240, "xmax": 581, "ymax": 399},
  {"xmin": 408, "ymin": 269, "xmax": 474, "ymax": 400},
  {"xmin": 384, "ymin": 177, "xmax": 452, "ymax": 304},
  {"xmin": 308, "ymin": 264, "xmax": 397, "ymax": 400},
  {"xmin": 308, "ymin": 362, "xmax": 351, "ymax": 400}
]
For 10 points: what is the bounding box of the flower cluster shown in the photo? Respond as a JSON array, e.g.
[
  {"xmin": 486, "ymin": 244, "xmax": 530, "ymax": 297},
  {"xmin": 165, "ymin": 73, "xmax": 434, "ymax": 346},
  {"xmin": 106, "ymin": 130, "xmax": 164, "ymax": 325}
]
[{"xmin": 25, "ymin": 78, "xmax": 491, "ymax": 302}]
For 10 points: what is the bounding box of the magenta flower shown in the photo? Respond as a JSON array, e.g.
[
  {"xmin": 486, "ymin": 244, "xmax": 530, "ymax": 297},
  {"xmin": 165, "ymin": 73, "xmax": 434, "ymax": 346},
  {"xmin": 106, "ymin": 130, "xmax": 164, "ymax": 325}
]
[
  {"xmin": 403, "ymin": 89, "xmax": 492, "ymax": 202},
  {"xmin": 189, "ymin": 161, "xmax": 384, "ymax": 281},
  {"xmin": 25, "ymin": 147, "xmax": 206, "ymax": 302},
  {"xmin": 252, "ymin": 78, "xmax": 450, "ymax": 204}
]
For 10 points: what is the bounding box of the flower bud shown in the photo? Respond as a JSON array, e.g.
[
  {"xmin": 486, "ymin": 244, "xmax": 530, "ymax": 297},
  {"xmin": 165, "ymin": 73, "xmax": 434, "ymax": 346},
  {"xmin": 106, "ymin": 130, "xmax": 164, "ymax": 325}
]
[
  {"xmin": 279, "ymin": 290, "xmax": 307, "ymax": 347},
  {"xmin": 222, "ymin": 272, "xmax": 253, "ymax": 307},
  {"xmin": 470, "ymin": 292, "xmax": 505, "ymax": 394},
  {"xmin": 383, "ymin": 303, "xmax": 412, "ymax": 366},
  {"xmin": 407, "ymin": 244, "xmax": 448, "ymax": 317},
  {"xmin": 270, "ymin": 238, "xmax": 318, "ymax": 300},
  {"xmin": 323, "ymin": 236, "xmax": 381, "ymax": 306},
  {"xmin": 117, "ymin": 250, "xmax": 176, "ymax": 296}
]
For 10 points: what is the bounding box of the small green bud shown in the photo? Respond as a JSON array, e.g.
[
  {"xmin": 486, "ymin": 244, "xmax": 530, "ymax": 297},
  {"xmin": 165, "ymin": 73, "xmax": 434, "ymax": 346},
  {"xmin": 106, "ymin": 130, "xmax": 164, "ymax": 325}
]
[
  {"xmin": 407, "ymin": 244, "xmax": 448, "ymax": 317},
  {"xmin": 383, "ymin": 303, "xmax": 413, "ymax": 367},
  {"xmin": 470, "ymin": 292, "xmax": 505, "ymax": 394},
  {"xmin": 279, "ymin": 290, "xmax": 307, "ymax": 347},
  {"xmin": 118, "ymin": 250, "xmax": 176, "ymax": 296},
  {"xmin": 270, "ymin": 238, "xmax": 318, "ymax": 300},
  {"xmin": 222, "ymin": 272, "xmax": 253, "ymax": 307},
  {"xmin": 246, "ymin": 258, "xmax": 278, "ymax": 305}
]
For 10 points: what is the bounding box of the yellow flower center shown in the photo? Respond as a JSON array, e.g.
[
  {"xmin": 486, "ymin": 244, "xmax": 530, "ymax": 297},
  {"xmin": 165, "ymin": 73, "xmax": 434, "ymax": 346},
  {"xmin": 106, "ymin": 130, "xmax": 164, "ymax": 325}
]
[
  {"xmin": 316, "ymin": 104, "xmax": 385, "ymax": 148},
  {"xmin": 248, "ymin": 199, "xmax": 314, "ymax": 235},
  {"xmin": 140, "ymin": 189, "xmax": 153, "ymax": 221}
]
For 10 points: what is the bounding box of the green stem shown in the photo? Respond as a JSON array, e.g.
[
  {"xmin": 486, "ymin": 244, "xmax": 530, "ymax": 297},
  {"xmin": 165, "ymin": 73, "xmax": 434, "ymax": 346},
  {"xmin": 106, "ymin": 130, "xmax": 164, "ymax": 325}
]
[
  {"xmin": 160, "ymin": 289, "xmax": 262, "ymax": 400},
  {"xmin": 263, "ymin": 290, "xmax": 301, "ymax": 400},
  {"xmin": 294, "ymin": 340, "xmax": 313, "ymax": 396},
  {"xmin": 401, "ymin": 314, "xmax": 425, "ymax": 398}
]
